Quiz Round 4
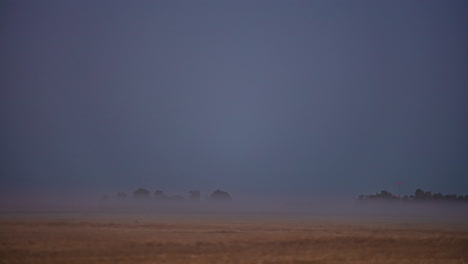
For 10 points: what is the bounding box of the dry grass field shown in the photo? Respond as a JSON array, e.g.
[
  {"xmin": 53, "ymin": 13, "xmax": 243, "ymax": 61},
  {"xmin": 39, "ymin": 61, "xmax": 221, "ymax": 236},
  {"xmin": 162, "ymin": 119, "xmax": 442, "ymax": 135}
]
[{"xmin": 1, "ymin": 212, "xmax": 467, "ymax": 264}]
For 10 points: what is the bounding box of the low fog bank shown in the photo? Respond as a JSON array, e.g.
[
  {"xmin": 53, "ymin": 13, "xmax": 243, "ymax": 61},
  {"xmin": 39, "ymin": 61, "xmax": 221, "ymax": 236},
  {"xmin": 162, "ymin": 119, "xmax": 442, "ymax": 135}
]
[{"xmin": 1, "ymin": 191, "xmax": 467, "ymax": 223}]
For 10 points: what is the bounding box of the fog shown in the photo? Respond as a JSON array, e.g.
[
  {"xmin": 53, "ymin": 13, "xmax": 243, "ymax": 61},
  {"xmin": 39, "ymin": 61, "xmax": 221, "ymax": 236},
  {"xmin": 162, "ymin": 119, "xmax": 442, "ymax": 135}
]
[
  {"xmin": 1, "ymin": 191, "xmax": 467, "ymax": 225},
  {"xmin": 1, "ymin": 0, "xmax": 468, "ymax": 212}
]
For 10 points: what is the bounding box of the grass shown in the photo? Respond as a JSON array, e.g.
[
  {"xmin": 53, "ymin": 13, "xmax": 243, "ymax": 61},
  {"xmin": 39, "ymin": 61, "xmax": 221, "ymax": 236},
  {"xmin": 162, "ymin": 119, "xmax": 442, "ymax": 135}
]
[{"xmin": 0, "ymin": 213, "xmax": 467, "ymax": 263}]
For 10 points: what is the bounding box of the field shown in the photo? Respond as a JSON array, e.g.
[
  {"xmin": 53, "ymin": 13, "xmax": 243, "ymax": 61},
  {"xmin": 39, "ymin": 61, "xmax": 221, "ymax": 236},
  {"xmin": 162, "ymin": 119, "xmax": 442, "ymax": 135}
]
[{"xmin": 1, "ymin": 212, "xmax": 468, "ymax": 264}]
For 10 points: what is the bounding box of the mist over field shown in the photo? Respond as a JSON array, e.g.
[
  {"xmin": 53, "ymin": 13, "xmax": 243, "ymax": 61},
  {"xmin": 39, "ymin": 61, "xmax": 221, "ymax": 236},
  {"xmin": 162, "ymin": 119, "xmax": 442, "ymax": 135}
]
[{"xmin": 2, "ymin": 189, "xmax": 467, "ymax": 224}]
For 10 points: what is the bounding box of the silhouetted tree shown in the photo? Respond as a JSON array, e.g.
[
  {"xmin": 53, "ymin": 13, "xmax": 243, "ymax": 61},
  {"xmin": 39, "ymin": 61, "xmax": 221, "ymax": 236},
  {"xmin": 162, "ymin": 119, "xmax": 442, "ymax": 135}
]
[
  {"xmin": 433, "ymin": 192, "xmax": 443, "ymax": 200},
  {"xmin": 445, "ymin": 194, "xmax": 457, "ymax": 200},
  {"xmin": 424, "ymin": 191, "xmax": 433, "ymax": 200},
  {"xmin": 210, "ymin": 189, "xmax": 232, "ymax": 201},
  {"xmin": 133, "ymin": 188, "xmax": 150, "ymax": 199},
  {"xmin": 377, "ymin": 190, "xmax": 393, "ymax": 199},
  {"xmin": 415, "ymin": 189, "xmax": 425, "ymax": 200}
]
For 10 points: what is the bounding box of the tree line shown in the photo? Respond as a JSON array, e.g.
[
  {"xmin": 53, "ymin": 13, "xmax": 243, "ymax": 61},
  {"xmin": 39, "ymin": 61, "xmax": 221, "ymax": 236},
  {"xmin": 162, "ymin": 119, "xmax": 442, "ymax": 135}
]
[
  {"xmin": 102, "ymin": 188, "xmax": 232, "ymax": 202},
  {"xmin": 358, "ymin": 189, "xmax": 468, "ymax": 202}
]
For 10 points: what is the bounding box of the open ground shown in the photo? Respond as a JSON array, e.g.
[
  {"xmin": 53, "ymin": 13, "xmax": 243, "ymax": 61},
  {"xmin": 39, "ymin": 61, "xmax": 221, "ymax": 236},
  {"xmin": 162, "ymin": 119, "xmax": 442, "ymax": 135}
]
[{"xmin": 1, "ymin": 211, "xmax": 467, "ymax": 264}]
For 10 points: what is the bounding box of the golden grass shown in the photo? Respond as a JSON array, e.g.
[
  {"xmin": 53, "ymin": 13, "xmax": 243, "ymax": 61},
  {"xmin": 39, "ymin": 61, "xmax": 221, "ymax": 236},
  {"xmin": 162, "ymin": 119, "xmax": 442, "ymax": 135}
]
[{"xmin": 0, "ymin": 214, "xmax": 467, "ymax": 264}]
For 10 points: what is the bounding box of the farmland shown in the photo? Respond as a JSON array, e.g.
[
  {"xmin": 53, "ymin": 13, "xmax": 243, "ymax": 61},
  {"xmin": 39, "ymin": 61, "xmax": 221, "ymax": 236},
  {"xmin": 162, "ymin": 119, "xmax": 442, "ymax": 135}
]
[{"xmin": 1, "ymin": 211, "xmax": 467, "ymax": 264}]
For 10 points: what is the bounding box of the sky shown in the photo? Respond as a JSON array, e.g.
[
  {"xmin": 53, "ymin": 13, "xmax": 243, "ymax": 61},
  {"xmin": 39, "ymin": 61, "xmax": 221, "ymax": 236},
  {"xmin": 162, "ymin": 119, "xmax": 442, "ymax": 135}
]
[{"xmin": 1, "ymin": 0, "xmax": 467, "ymax": 200}]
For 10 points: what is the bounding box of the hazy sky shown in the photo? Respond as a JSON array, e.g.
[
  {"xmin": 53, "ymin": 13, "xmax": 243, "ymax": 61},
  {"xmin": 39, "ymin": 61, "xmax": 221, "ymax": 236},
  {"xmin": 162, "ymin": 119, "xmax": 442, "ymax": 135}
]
[{"xmin": 1, "ymin": 0, "xmax": 467, "ymax": 199}]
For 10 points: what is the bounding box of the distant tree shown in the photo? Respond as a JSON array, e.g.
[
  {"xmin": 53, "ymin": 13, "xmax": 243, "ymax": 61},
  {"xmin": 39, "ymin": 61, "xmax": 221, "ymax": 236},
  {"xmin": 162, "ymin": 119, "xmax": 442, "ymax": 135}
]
[
  {"xmin": 409, "ymin": 195, "xmax": 415, "ymax": 200},
  {"xmin": 445, "ymin": 194, "xmax": 457, "ymax": 201},
  {"xmin": 415, "ymin": 189, "xmax": 425, "ymax": 200},
  {"xmin": 457, "ymin": 195, "xmax": 464, "ymax": 201},
  {"xmin": 424, "ymin": 191, "xmax": 433, "ymax": 200},
  {"xmin": 433, "ymin": 192, "xmax": 443, "ymax": 200},
  {"xmin": 116, "ymin": 192, "xmax": 127, "ymax": 199},
  {"xmin": 133, "ymin": 188, "xmax": 150, "ymax": 199},
  {"xmin": 377, "ymin": 190, "xmax": 393, "ymax": 199},
  {"xmin": 210, "ymin": 189, "xmax": 232, "ymax": 201},
  {"xmin": 402, "ymin": 195, "xmax": 409, "ymax": 201},
  {"xmin": 189, "ymin": 190, "xmax": 201, "ymax": 201},
  {"xmin": 101, "ymin": 194, "xmax": 109, "ymax": 201}
]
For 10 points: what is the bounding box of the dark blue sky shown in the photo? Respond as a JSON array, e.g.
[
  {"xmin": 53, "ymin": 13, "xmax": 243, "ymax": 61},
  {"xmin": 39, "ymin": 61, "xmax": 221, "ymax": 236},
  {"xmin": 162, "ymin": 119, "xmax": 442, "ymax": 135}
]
[{"xmin": 1, "ymin": 0, "xmax": 467, "ymax": 198}]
